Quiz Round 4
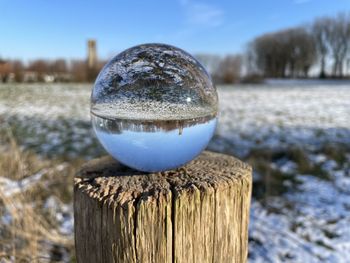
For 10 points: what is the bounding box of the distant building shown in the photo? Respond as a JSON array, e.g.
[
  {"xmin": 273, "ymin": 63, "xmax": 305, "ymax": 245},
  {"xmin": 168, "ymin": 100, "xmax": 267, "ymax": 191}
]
[
  {"xmin": 87, "ymin": 39, "xmax": 98, "ymax": 69},
  {"xmin": 86, "ymin": 39, "xmax": 99, "ymax": 81}
]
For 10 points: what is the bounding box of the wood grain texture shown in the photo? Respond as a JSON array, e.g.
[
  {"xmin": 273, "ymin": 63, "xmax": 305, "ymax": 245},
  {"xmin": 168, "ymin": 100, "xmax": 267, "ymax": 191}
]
[{"xmin": 74, "ymin": 151, "xmax": 252, "ymax": 263}]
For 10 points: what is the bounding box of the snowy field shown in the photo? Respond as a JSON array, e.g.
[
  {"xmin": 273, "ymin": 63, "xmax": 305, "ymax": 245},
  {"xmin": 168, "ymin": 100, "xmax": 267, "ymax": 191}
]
[{"xmin": 0, "ymin": 83, "xmax": 349, "ymax": 262}]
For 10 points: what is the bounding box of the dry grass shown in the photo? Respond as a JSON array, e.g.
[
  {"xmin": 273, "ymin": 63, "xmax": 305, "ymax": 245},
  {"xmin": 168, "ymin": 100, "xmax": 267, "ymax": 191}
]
[{"xmin": 0, "ymin": 129, "xmax": 83, "ymax": 262}]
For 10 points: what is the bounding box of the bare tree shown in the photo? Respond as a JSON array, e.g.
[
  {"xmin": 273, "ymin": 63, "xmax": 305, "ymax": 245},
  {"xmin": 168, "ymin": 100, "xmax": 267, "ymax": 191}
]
[
  {"xmin": 0, "ymin": 59, "xmax": 11, "ymax": 82},
  {"xmin": 216, "ymin": 55, "xmax": 242, "ymax": 84},
  {"xmin": 312, "ymin": 17, "xmax": 332, "ymax": 78},
  {"xmin": 326, "ymin": 13, "xmax": 350, "ymax": 77},
  {"xmin": 28, "ymin": 59, "xmax": 50, "ymax": 81},
  {"xmin": 71, "ymin": 60, "xmax": 87, "ymax": 82},
  {"xmin": 195, "ymin": 54, "xmax": 221, "ymax": 76},
  {"xmin": 50, "ymin": 59, "xmax": 68, "ymax": 73},
  {"xmin": 287, "ymin": 27, "xmax": 316, "ymax": 77},
  {"xmin": 245, "ymin": 42, "xmax": 260, "ymax": 75},
  {"xmin": 10, "ymin": 60, "xmax": 25, "ymax": 82}
]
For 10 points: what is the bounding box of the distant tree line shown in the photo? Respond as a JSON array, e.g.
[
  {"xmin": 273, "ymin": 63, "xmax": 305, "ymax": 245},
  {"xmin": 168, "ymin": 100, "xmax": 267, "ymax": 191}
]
[
  {"xmin": 0, "ymin": 54, "xmax": 243, "ymax": 84},
  {"xmin": 0, "ymin": 58, "xmax": 104, "ymax": 83},
  {"xmin": 247, "ymin": 12, "xmax": 350, "ymax": 78}
]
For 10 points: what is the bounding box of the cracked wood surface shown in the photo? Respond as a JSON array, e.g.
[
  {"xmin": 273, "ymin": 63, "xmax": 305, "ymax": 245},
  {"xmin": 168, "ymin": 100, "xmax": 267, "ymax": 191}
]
[{"xmin": 74, "ymin": 151, "xmax": 252, "ymax": 263}]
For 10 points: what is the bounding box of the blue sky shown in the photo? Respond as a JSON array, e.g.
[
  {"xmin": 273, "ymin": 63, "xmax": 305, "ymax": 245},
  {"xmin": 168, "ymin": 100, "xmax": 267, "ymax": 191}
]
[{"xmin": 1, "ymin": 0, "xmax": 349, "ymax": 61}]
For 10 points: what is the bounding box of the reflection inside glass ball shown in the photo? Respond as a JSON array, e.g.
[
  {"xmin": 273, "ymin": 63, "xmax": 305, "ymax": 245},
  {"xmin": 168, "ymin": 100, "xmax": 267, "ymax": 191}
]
[{"xmin": 91, "ymin": 43, "xmax": 218, "ymax": 172}]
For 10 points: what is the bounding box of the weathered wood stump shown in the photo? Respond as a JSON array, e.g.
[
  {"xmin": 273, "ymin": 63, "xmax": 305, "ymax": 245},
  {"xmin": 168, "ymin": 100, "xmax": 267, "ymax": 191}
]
[{"xmin": 74, "ymin": 151, "xmax": 252, "ymax": 263}]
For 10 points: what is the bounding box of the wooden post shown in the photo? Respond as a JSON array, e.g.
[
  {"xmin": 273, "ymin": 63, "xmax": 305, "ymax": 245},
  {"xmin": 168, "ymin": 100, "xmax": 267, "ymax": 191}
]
[{"xmin": 74, "ymin": 151, "xmax": 252, "ymax": 263}]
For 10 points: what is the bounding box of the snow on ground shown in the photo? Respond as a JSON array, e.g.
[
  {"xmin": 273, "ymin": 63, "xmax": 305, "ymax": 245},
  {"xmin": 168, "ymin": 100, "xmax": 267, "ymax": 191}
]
[
  {"xmin": 0, "ymin": 83, "xmax": 350, "ymax": 262},
  {"xmin": 213, "ymin": 85, "xmax": 350, "ymax": 157}
]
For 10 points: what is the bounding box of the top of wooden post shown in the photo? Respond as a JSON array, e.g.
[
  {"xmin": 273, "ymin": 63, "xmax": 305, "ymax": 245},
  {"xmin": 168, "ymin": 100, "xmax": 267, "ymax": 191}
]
[
  {"xmin": 74, "ymin": 151, "xmax": 252, "ymax": 263},
  {"xmin": 75, "ymin": 151, "xmax": 252, "ymax": 203}
]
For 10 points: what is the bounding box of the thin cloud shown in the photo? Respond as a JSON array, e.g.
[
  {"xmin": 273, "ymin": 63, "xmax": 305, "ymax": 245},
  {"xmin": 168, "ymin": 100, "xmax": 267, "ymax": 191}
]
[
  {"xmin": 293, "ymin": 0, "xmax": 312, "ymax": 4},
  {"xmin": 179, "ymin": 0, "xmax": 190, "ymax": 5},
  {"xmin": 188, "ymin": 3, "xmax": 224, "ymax": 27},
  {"xmin": 180, "ymin": 0, "xmax": 224, "ymax": 27}
]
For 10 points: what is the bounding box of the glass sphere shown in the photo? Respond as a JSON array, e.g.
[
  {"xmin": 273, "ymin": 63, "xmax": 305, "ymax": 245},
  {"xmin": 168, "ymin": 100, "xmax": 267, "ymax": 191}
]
[{"xmin": 91, "ymin": 43, "xmax": 218, "ymax": 172}]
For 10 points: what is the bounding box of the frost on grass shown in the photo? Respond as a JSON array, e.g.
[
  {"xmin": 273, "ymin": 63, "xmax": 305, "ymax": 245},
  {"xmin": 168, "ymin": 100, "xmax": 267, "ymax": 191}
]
[{"xmin": 0, "ymin": 83, "xmax": 350, "ymax": 262}]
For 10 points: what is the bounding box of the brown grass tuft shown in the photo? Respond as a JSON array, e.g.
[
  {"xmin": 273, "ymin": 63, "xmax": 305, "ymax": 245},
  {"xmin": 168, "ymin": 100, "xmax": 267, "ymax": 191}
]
[{"xmin": 0, "ymin": 129, "xmax": 81, "ymax": 262}]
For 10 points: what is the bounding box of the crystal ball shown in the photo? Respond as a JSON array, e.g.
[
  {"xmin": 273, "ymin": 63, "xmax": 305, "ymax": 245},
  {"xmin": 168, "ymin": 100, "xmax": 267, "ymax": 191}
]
[{"xmin": 91, "ymin": 43, "xmax": 218, "ymax": 172}]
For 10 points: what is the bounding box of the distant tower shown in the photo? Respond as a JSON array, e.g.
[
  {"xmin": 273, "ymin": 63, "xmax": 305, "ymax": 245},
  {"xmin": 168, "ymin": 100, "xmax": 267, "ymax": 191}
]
[{"xmin": 87, "ymin": 39, "xmax": 97, "ymax": 69}]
